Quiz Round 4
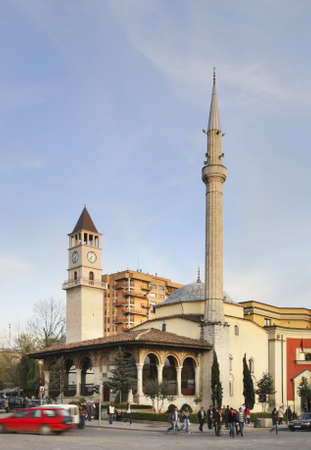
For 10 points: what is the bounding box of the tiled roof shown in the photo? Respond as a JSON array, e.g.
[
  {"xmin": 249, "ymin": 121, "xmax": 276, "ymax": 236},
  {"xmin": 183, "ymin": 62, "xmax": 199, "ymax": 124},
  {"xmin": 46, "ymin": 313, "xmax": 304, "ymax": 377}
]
[
  {"xmin": 29, "ymin": 328, "xmax": 210, "ymax": 358},
  {"xmin": 71, "ymin": 207, "xmax": 98, "ymax": 234}
]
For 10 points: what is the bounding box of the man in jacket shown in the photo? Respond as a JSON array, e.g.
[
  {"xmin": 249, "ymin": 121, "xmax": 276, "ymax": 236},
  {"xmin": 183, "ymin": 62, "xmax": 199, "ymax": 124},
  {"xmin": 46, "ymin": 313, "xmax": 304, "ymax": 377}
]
[
  {"xmin": 197, "ymin": 406, "xmax": 206, "ymax": 432},
  {"xmin": 167, "ymin": 407, "xmax": 180, "ymax": 432}
]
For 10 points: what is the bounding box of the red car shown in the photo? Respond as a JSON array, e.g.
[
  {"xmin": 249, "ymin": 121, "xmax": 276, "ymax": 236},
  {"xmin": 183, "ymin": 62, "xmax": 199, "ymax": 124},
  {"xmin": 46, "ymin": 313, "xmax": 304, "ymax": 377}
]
[{"xmin": 0, "ymin": 407, "xmax": 74, "ymax": 434}]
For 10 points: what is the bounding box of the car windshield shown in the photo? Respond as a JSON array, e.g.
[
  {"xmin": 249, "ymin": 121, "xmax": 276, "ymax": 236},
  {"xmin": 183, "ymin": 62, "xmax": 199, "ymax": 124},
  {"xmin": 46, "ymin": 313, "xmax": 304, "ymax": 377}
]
[{"xmin": 300, "ymin": 413, "xmax": 311, "ymax": 420}]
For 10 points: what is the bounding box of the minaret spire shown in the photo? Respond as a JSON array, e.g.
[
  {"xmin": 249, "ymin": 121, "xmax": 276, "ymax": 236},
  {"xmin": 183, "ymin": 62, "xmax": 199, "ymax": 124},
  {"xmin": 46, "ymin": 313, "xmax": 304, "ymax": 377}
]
[
  {"xmin": 202, "ymin": 69, "xmax": 227, "ymax": 324},
  {"xmin": 208, "ymin": 67, "xmax": 221, "ymax": 132}
]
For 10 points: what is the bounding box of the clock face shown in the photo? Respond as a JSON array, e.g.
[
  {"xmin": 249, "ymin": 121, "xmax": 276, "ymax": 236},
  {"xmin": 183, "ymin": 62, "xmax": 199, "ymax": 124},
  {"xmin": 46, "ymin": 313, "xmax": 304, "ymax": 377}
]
[
  {"xmin": 87, "ymin": 251, "xmax": 97, "ymax": 263},
  {"xmin": 72, "ymin": 251, "xmax": 79, "ymax": 264}
]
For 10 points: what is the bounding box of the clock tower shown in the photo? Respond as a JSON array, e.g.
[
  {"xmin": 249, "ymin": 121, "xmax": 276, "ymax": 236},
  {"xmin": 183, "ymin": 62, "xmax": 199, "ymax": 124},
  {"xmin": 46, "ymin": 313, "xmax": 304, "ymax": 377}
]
[{"xmin": 63, "ymin": 206, "xmax": 105, "ymax": 343}]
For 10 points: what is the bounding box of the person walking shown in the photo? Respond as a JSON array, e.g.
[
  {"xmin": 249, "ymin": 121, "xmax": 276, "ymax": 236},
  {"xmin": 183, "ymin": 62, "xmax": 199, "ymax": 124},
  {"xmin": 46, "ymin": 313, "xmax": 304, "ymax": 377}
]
[
  {"xmin": 214, "ymin": 408, "xmax": 222, "ymax": 436},
  {"xmin": 168, "ymin": 407, "xmax": 180, "ymax": 432},
  {"xmin": 285, "ymin": 406, "xmax": 292, "ymax": 423},
  {"xmin": 238, "ymin": 407, "xmax": 245, "ymax": 437},
  {"xmin": 270, "ymin": 408, "xmax": 278, "ymax": 435},
  {"xmin": 224, "ymin": 405, "xmax": 230, "ymax": 429},
  {"xmin": 126, "ymin": 402, "xmax": 133, "ymax": 425},
  {"xmin": 228, "ymin": 407, "xmax": 236, "ymax": 438},
  {"xmin": 207, "ymin": 406, "xmax": 214, "ymax": 430},
  {"xmin": 181, "ymin": 407, "xmax": 191, "ymax": 433},
  {"xmin": 277, "ymin": 406, "xmax": 284, "ymax": 425},
  {"xmin": 94, "ymin": 400, "xmax": 99, "ymax": 420},
  {"xmin": 197, "ymin": 406, "xmax": 206, "ymax": 432},
  {"xmin": 108, "ymin": 402, "xmax": 115, "ymax": 424},
  {"xmin": 244, "ymin": 406, "xmax": 250, "ymax": 424}
]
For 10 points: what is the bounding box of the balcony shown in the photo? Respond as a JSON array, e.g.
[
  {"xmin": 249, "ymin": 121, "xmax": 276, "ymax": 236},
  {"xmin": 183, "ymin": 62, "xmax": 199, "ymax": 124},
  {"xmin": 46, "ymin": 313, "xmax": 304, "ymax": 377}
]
[
  {"xmin": 123, "ymin": 310, "xmax": 148, "ymax": 317},
  {"xmin": 64, "ymin": 385, "xmax": 77, "ymax": 397},
  {"xmin": 123, "ymin": 291, "xmax": 147, "ymax": 300},
  {"xmin": 62, "ymin": 278, "xmax": 106, "ymax": 290},
  {"xmin": 80, "ymin": 384, "xmax": 95, "ymax": 396},
  {"xmin": 141, "ymin": 285, "xmax": 151, "ymax": 291}
]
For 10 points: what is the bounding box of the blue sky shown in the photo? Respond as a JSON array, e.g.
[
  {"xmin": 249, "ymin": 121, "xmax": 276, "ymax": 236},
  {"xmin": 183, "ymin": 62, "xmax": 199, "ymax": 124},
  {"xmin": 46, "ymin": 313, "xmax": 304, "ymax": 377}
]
[{"xmin": 1, "ymin": 0, "xmax": 311, "ymax": 342}]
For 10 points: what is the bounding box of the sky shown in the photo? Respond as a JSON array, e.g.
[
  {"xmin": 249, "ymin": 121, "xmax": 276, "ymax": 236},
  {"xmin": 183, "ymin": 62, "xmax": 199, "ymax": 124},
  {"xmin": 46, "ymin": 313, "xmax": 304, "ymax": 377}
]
[{"xmin": 1, "ymin": 0, "xmax": 311, "ymax": 343}]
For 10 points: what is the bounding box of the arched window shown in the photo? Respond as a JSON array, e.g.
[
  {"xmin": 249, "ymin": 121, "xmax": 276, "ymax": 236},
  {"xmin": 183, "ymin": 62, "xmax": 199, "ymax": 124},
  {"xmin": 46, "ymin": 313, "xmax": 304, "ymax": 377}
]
[
  {"xmin": 181, "ymin": 358, "xmax": 195, "ymax": 395},
  {"xmin": 89, "ymin": 271, "xmax": 94, "ymax": 281},
  {"xmin": 143, "ymin": 354, "xmax": 158, "ymax": 394},
  {"xmin": 163, "ymin": 356, "xmax": 177, "ymax": 395},
  {"xmin": 81, "ymin": 357, "xmax": 95, "ymax": 395},
  {"xmin": 64, "ymin": 360, "xmax": 77, "ymax": 397},
  {"xmin": 74, "ymin": 271, "xmax": 77, "ymax": 280},
  {"xmin": 234, "ymin": 325, "xmax": 239, "ymax": 336}
]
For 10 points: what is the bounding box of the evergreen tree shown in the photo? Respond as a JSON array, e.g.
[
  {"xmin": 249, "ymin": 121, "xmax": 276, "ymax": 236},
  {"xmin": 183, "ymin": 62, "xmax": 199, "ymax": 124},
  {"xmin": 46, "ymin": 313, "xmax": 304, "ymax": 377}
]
[
  {"xmin": 211, "ymin": 350, "xmax": 223, "ymax": 408},
  {"xmin": 16, "ymin": 355, "xmax": 41, "ymax": 397},
  {"xmin": 243, "ymin": 354, "xmax": 255, "ymax": 409},
  {"xmin": 104, "ymin": 347, "xmax": 137, "ymax": 403},
  {"xmin": 298, "ymin": 376, "xmax": 311, "ymax": 406}
]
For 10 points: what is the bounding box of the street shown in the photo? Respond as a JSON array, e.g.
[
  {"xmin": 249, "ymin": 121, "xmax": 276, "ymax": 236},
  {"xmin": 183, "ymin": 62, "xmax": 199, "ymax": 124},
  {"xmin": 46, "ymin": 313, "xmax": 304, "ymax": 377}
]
[{"xmin": 1, "ymin": 426, "xmax": 311, "ymax": 450}]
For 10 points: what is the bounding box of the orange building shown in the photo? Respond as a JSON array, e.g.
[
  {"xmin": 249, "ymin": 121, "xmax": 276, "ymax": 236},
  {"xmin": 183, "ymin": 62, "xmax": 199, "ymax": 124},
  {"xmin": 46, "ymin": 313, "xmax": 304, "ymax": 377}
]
[{"xmin": 102, "ymin": 270, "xmax": 182, "ymax": 335}]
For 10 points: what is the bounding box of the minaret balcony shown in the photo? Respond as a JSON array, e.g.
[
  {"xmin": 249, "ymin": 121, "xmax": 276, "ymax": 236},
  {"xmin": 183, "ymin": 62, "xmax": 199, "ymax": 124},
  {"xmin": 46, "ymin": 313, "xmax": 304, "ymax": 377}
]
[
  {"xmin": 62, "ymin": 278, "xmax": 107, "ymax": 290},
  {"xmin": 202, "ymin": 163, "xmax": 227, "ymax": 184}
]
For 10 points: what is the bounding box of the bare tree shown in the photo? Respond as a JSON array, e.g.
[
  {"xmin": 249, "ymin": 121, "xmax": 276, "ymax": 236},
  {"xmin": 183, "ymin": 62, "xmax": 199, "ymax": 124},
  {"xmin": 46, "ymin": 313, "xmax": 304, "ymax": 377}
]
[{"xmin": 26, "ymin": 298, "xmax": 65, "ymax": 349}]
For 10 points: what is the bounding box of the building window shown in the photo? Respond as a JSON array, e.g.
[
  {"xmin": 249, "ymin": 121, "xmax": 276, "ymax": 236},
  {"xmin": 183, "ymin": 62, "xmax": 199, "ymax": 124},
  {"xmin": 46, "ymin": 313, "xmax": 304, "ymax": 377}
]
[
  {"xmin": 89, "ymin": 271, "xmax": 94, "ymax": 281},
  {"xmin": 74, "ymin": 271, "xmax": 77, "ymax": 280},
  {"xmin": 159, "ymin": 295, "xmax": 164, "ymax": 299},
  {"xmin": 158, "ymin": 286, "xmax": 164, "ymax": 290},
  {"xmin": 305, "ymin": 354, "xmax": 311, "ymax": 361},
  {"xmin": 249, "ymin": 358, "xmax": 254, "ymax": 373},
  {"xmin": 234, "ymin": 325, "xmax": 239, "ymax": 336},
  {"xmin": 149, "ymin": 293, "xmax": 156, "ymax": 298},
  {"xmin": 150, "ymin": 284, "xmax": 156, "ymax": 289},
  {"xmin": 264, "ymin": 318, "xmax": 271, "ymax": 326}
]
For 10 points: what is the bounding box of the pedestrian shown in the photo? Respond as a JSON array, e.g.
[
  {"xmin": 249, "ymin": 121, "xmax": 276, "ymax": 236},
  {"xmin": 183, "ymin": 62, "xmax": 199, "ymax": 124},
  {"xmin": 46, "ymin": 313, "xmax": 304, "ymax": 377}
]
[
  {"xmin": 87, "ymin": 401, "xmax": 94, "ymax": 421},
  {"xmin": 270, "ymin": 408, "xmax": 278, "ymax": 435},
  {"xmin": 238, "ymin": 407, "xmax": 245, "ymax": 437},
  {"xmin": 285, "ymin": 406, "xmax": 292, "ymax": 423},
  {"xmin": 224, "ymin": 405, "xmax": 230, "ymax": 428},
  {"xmin": 181, "ymin": 407, "xmax": 191, "ymax": 433},
  {"xmin": 207, "ymin": 405, "xmax": 214, "ymax": 430},
  {"xmin": 214, "ymin": 408, "xmax": 222, "ymax": 436},
  {"xmin": 197, "ymin": 406, "xmax": 206, "ymax": 432},
  {"xmin": 167, "ymin": 407, "xmax": 180, "ymax": 432},
  {"xmin": 228, "ymin": 407, "xmax": 235, "ymax": 438},
  {"xmin": 277, "ymin": 406, "xmax": 284, "ymax": 425},
  {"xmin": 78, "ymin": 403, "xmax": 87, "ymax": 429},
  {"xmin": 108, "ymin": 402, "xmax": 115, "ymax": 424},
  {"xmin": 126, "ymin": 402, "xmax": 133, "ymax": 424},
  {"xmin": 244, "ymin": 406, "xmax": 250, "ymax": 424},
  {"xmin": 94, "ymin": 399, "xmax": 99, "ymax": 420}
]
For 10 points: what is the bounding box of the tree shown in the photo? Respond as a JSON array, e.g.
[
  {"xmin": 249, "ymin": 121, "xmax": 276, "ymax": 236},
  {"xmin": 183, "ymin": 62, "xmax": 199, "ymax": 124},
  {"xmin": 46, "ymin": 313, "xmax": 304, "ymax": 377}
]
[
  {"xmin": 298, "ymin": 377, "xmax": 311, "ymax": 411},
  {"xmin": 104, "ymin": 347, "xmax": 137, "ymax": 403},
  {"xmin": 16, "ymin": 355, "xmax": 41, "ymax": 397},
  {"xmin": 26, "ymin": 298, "xmax": 65, "ymax": 348},
  {"xmin": 144, "ymin": 379, "xmax": 174, "ymax": 412},
  {"xmin": 211, "ymin": 350, "xmax": 223, "ymax": 408},
  {"xmin": 256, "ymin": 373, "xmax": 275, "ymax": 411},
  {"xmin": 243, "ymin": 354, "xmax": 255, "ymax": 410}
]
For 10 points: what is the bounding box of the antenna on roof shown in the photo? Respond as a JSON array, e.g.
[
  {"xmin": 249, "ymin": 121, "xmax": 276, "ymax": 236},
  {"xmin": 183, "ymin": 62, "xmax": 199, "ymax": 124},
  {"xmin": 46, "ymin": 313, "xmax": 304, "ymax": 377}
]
[{"xmin": 197, "ymin": 267, "xmax": 201, "ymax": 283}]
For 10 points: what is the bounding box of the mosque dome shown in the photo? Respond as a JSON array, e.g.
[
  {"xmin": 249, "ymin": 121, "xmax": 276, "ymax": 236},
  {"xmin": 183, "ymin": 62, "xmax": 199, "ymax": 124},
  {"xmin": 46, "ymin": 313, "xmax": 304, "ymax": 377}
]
[{"xmin": 163, "ymin": 281, "xmax": 233, "ymax": 305}]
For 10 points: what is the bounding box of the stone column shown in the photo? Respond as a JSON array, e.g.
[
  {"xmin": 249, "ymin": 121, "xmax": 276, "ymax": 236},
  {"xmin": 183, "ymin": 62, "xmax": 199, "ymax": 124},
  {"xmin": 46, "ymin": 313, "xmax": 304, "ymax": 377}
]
[
  {"xmin": 43, "ymin": 369, "xmax": 50, "ymax": 399},
  {"xmin": 76, "ymin": 368, "xmax": 82, "ymax": 396},
  {"xmin": 195, "ymin": 364, "xmax": 200, "ymax": 397},
  {"xmin": 136, "ymin": 363, "xmax": 144, "ymax": 402},
  {"xmin": 157, "ymin": 364, "xmax": 164, "ymax": 384},
  {"xmin": 176, "ymin": 366, "xmax": 182, "ymax": 397}
]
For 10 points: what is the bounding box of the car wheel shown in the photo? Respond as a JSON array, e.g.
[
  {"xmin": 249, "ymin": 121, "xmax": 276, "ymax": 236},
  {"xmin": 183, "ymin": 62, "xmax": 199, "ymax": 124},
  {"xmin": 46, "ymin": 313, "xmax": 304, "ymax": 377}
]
[
  {"xmin": 289, "ymin": 428, "xmax": 295, "ymax": 432},
  {"xmin": 0, "ymin": 424, "xmax": 5, "ymax": 433},
  {"xmin": 40, "ymin": 424, "xmax": 51, "ymax": 435}
]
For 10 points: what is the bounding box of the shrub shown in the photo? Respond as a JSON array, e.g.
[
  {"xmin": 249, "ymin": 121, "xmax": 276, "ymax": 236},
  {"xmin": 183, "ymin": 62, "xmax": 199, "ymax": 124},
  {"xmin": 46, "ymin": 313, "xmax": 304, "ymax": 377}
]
[
  {"xmin": 166, "ymin": 404, "xmax": 177, "ymax": 413},
  {"xmin": 180, "ymin": 403, "xmax": 193, "ymax": 413}
]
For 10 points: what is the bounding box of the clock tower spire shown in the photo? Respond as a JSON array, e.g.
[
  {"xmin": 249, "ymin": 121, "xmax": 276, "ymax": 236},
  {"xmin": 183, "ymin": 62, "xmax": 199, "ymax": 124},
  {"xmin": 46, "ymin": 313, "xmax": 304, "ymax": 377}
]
[{"xmin": 63, "ymin": 207, "xmax": 105, "ymax": 343}]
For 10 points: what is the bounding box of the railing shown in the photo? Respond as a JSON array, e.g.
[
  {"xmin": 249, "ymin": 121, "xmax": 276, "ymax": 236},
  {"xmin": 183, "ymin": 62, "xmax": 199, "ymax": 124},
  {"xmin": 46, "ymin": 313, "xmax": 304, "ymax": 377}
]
[
  {"xmin": 123, "ymin": 291, "xmax": 147, "ymax": 299},
  {"xmin": 123, "ymin": 310, "xmax": 148, "ymax": 317},
  {"xmin": 62, "ymin": 279, "xmax": 107, "ymax": 290},
  {"xmin": 64, "ymin": 385, "xmax": 77, "ymax": 397},
  {"xmin": 80, "ymin": 384, "xmax": 95, "ymax": 396}
]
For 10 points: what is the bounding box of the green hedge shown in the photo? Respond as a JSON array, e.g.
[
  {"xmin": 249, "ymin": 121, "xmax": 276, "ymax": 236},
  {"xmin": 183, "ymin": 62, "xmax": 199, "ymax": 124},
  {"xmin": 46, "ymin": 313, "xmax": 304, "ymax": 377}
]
[{"xmin": 250, "ymin": 412, "xmax": 271, "ymax": 422}]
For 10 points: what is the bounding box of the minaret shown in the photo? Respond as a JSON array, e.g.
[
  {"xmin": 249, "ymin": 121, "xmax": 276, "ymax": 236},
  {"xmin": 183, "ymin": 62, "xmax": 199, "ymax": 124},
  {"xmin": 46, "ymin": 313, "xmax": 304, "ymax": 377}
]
[
  {"xmin": 202, "ymin": 69, "xmax": 227, "ymax": 324},
  {"xmin": 201, "ymin": 69, "xmax": 229, "ymax": 405}
]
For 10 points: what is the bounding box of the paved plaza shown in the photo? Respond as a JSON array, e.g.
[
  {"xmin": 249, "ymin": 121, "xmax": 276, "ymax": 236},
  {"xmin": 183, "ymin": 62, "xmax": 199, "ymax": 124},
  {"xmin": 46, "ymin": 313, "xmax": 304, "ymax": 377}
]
[{"xmin": 1, "ymin": 424, "xmax": 311, "ymax": 450}]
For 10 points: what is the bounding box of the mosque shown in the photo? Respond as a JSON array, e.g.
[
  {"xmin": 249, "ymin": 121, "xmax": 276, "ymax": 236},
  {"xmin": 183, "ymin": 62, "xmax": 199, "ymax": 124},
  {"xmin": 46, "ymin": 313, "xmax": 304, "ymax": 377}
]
[{"xmin": 31, "ymin": 74, "xmax": 311, "ymax": 413}]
